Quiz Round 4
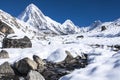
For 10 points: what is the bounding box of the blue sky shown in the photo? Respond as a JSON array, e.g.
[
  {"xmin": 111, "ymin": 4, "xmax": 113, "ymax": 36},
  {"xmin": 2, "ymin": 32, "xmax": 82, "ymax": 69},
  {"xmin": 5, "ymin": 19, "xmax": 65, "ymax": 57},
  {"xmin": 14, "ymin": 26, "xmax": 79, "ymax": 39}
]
[{"xmin": 0, "ymin": 0, "xmax": 120, "ymax": 26}]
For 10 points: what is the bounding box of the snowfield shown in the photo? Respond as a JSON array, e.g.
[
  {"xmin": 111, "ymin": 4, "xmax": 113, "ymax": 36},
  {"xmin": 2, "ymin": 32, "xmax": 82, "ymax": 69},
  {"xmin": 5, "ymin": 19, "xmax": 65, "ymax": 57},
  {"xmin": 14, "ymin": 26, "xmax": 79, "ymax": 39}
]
[{"xmin": 0, "ymin": 34, "xmax": 120, "ymax": 80}]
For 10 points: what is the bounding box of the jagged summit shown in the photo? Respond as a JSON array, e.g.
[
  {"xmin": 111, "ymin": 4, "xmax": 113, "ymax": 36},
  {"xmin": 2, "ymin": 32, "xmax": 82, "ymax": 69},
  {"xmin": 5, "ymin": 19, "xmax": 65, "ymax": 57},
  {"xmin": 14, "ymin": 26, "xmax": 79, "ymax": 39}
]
[
  {"xmin": 91, "ymin": 20, "xmax": 102, "ymax": 28},
  {"xmin": 63, "ymin": 19, "xmax": 77, "ymax": 28},
  {"xmin": 88, "ymin": 20, "xmax": 102, "ymax": 30},
  {"xmin": 61, "ymin": 19, "xmax": 80, "ymax": 34},
  {"xmin": 27, "ymin": 3, "xmax": 38, "ymax": 9}
]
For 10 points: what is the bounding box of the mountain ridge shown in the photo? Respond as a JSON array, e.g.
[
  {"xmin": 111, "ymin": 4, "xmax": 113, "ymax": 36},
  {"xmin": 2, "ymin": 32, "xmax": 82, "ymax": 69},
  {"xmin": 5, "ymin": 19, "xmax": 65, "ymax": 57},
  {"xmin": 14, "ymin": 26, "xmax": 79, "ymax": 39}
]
[
  {"xmin": 0, "ymin": 3, "xmax": 120, "ymax": 38},
  {"xmin": 18, "ymin": 3, "xmax": 81, "ymax": 35}
]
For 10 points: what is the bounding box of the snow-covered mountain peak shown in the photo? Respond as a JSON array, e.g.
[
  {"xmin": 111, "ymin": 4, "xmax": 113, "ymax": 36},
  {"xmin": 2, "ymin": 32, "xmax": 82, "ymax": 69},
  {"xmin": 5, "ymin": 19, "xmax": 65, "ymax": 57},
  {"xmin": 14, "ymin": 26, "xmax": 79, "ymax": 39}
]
[
  {"xmin": 88, "ymin": 20, "xmax": 102, "ymax": 31},
  {"xmin": 61, "ymin": 19, "xmax": 81, "ymax": 34},
  {"xmin": 62, "ymin": 19, "xmax": 78, "ymax": 30},
  {"xmin": 63, "ymin": 19, "xmax": 75, "ymax": 26},
  {"xmin": 18, "ymin": 4, "xmax": 81, "ymax": 35},
  {"xmin": 18, "ymin": 3, "xmax": 50, "ymax": 32}
]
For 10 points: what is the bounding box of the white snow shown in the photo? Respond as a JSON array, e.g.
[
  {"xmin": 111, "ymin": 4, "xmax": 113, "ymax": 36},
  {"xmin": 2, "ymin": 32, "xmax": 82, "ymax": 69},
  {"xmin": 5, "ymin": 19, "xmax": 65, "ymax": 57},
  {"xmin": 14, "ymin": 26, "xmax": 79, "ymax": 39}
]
[{"xmin": 0, "ymin": 34, "xmax": 120, "ymax": 80}]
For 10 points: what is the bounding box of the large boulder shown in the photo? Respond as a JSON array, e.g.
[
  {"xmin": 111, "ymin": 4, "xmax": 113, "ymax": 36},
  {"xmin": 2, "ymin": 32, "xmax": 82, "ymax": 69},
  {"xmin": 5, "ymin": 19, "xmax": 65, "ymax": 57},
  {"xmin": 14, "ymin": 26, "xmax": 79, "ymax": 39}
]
[
  {"xmin": 0, "ymin": 50, "xmax": 9, "ymax": 59},
  {"xmin": 0, "ymin": 21, "xmax": 14, "ymax": 35},
  {"xmin": 2, "ymin": 36, "xmax": 32, "ymax": 48},
  {"xmin": 14, "ymin": 57, "xmax": 37, "ymax": 75},
  {"xmin": 33, "ymin": 55, "xmax": 46, "ymax": 73},
  {"xmin": 0, "ymin": 62, "xmax": 18, "ymax": 79},
  {"xmin": 26, "ymin": 70, "xmax": 45, "ymax": 80}
]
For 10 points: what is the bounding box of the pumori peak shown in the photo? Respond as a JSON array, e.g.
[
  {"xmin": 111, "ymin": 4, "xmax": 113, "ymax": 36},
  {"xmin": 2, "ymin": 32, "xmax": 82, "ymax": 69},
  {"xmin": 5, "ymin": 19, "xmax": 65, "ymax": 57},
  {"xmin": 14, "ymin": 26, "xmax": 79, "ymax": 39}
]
[{"xmin": 18, "ymin": 3, "xmax": 48, "ymax": 30}]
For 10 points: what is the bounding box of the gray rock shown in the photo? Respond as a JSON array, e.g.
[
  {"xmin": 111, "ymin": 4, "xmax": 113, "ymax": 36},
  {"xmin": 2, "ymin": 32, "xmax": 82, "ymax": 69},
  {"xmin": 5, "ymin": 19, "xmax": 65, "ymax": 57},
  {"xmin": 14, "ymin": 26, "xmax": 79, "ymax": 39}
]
[
  {"xmin": 0, "ymin": 62, "xmax": 15, "ymax": 75},
  {"xmin": 2, "ymin": 36, "xmax": 32, "ymax": 48},
  {"xmin": 0, "ymin": 62, "xmax": 18, "ymax": 79},
  {"xmin": 26, "ymin": 70, "xmax": 45, "ymax": 80},
  {"xmin": 33, "ymin": 55, "xmax": 45, "ymax": 66},
  {"xmin": 14, "ymin": 57, "xmax": 37, "ymax": 75},
  {"xmin": 0, "ymin": 50, "xmax": 9, "ymax": 59}
]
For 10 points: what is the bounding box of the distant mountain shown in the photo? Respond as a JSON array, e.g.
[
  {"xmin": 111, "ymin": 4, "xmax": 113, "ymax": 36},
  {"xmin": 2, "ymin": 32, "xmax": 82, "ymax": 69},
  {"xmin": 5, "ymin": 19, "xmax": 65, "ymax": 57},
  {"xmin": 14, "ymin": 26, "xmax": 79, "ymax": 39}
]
[
  {"xmin": 85, "ymin": 18, "xmax": 120, "ymax": 37},
  {"xmin": 88, "ymin": 20, "xmax": 102, "ymax": 31}
]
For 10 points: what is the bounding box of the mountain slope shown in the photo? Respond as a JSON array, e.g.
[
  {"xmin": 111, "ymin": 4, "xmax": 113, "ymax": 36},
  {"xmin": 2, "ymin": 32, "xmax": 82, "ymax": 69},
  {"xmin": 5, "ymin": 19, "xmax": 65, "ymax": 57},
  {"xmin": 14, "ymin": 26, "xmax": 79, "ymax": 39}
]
[{"xmin": 0, "ymin": 9, "xmax": 44, "ymax": 40}]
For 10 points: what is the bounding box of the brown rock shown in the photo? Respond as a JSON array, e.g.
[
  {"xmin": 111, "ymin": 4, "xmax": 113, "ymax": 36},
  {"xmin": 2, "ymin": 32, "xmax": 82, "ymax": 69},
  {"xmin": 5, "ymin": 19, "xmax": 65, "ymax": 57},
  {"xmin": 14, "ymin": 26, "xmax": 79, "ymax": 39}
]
[
  {"xmin": 2, "ymin": 36, "xmax": 32, "ymax": 48},
  {"xmin": 33, "ymin": 55, "xmax": 46, "ymax": 73},
  {"xmin": 0, "ymin": 20, "xmax": 14, "ymax": 35}
]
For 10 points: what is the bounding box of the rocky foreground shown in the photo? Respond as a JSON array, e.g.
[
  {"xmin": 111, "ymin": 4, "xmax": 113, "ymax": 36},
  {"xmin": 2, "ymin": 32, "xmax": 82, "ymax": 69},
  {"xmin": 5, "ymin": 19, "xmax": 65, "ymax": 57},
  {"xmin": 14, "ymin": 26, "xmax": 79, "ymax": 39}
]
[{"xmin": 0, "ymin": 49, "xmax": 87, "ymax": 80}]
